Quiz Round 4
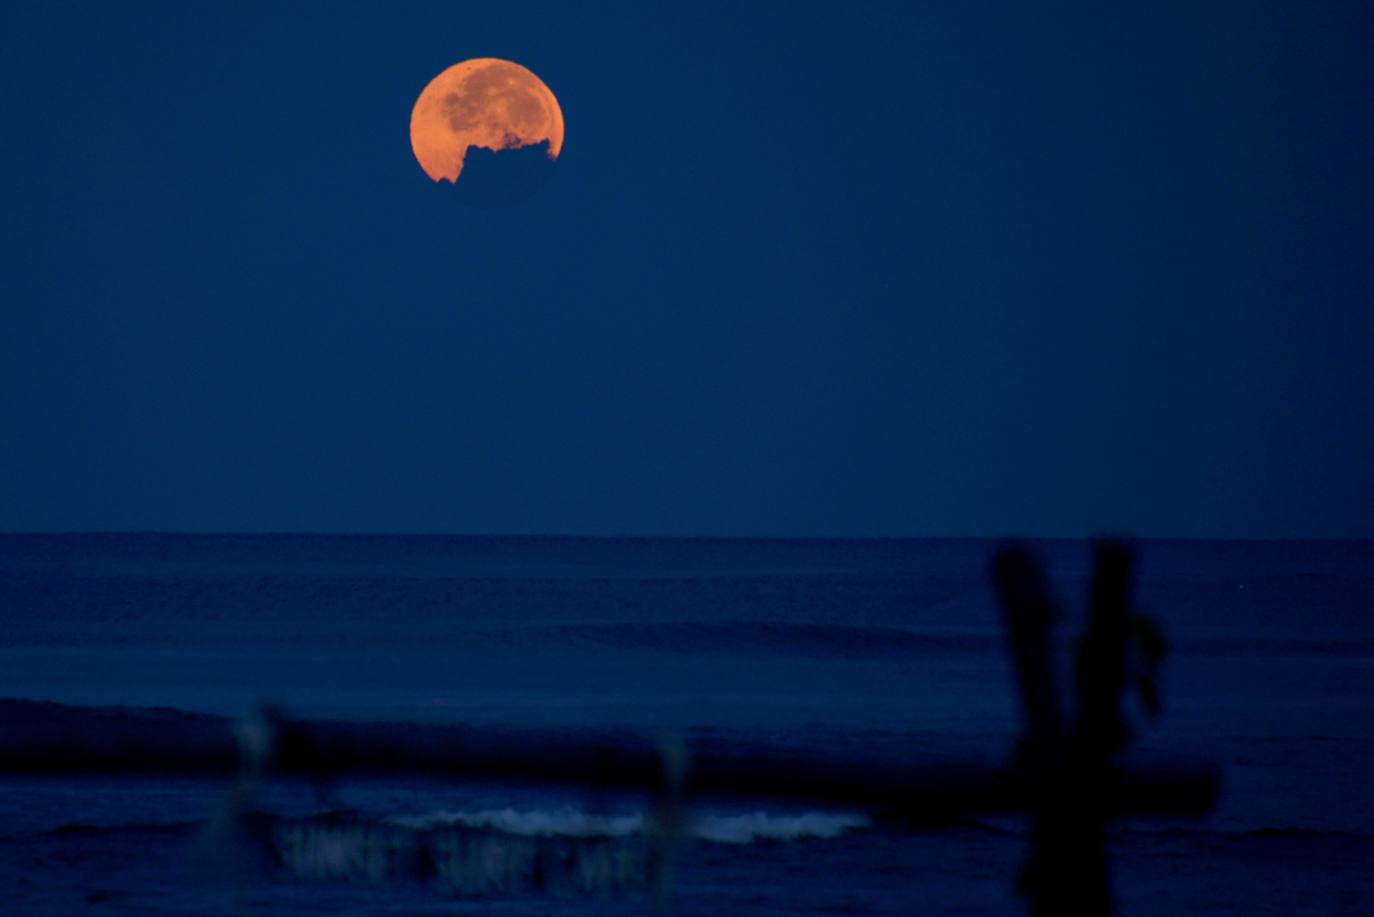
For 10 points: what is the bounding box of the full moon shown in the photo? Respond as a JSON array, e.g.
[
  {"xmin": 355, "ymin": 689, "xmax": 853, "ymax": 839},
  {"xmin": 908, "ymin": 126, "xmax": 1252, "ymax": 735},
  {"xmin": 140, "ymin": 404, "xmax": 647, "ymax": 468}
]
[{"xmin": 409, "ymin": 58, "xmax": 564, "ymax": 185}]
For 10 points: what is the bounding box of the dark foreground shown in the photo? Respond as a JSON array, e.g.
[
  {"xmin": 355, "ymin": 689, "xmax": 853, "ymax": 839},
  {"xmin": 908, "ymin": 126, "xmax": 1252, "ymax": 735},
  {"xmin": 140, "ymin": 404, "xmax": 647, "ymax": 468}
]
[{"xmin": 1, "ymin": 534, "xmax": 1371, "ymax": 913}]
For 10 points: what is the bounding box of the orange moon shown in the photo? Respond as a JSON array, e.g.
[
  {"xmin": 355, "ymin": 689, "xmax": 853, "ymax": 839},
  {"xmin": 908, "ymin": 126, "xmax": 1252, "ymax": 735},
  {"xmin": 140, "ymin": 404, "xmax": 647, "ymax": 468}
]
[{"xmin": 409, "ymin": 58, "xmax": 564, "ymax": 184}]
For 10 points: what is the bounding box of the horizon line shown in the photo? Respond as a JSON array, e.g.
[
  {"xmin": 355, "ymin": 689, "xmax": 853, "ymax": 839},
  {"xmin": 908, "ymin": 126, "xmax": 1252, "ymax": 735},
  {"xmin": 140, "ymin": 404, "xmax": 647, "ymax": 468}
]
[{"xmin": 2, "ymin": 529, "xmax": 1370, "ymax": 544}]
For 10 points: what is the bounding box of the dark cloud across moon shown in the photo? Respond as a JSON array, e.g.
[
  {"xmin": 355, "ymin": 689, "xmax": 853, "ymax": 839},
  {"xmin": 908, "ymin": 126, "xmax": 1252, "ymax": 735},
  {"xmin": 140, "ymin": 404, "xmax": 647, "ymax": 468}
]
[{"xmin": 410, "ymin": 58, "xmax": 564, "ymax": 185}]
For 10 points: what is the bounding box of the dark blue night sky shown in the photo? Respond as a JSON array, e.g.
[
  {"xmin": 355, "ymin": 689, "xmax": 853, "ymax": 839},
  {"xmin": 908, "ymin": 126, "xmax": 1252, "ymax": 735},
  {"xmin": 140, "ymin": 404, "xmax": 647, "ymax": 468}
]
[{"xmin": 3, "ymin": 1, "xmax": 1372, "ymax": 537}]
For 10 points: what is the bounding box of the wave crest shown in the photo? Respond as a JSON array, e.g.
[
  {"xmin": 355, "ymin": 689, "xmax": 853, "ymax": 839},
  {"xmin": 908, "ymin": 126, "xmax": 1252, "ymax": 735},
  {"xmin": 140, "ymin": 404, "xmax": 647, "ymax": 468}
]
[{"xmin": 388, "ymin": 805, "xmax": 869, "ymax": 845}]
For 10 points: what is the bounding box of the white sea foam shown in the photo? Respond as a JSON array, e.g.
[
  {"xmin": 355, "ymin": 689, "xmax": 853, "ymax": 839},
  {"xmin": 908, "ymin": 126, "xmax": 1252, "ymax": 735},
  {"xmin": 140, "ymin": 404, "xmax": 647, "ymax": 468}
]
[
  {"xmin": 390, "ymin": 806, "xmax": 645, "ymax": 838},
  {"xmin": 388, "ymin": 805, "xmax": 869, "ymax": 845},
  {"xmin": 689, "ymin": 811, "xmax": 869, "ymax": 844}
]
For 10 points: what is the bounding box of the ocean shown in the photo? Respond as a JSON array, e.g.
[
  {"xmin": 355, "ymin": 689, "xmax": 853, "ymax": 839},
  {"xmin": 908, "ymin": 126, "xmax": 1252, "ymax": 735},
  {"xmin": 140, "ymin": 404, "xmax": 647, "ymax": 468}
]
[{"xmin": 0, "ymin": 534, "xmax": 1371, "ymax": 915}]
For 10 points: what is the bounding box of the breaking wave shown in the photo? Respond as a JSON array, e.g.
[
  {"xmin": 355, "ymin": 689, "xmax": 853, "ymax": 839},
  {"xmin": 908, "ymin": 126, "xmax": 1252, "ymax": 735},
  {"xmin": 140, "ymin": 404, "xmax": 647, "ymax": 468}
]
[
  {"xmin": 267, "ymin": 807, "xmax": 869, "ymax": 893},
  {"xmin": 691, "ymin": 811, "xmax": 870, "ymax": 844},
  {"xmin": 389, "ymin": 805, "xmax": 870, "ymax": 845},
  {"xmin": 391, "ymin": 807, "xmax": 644, "ymax": 838}
]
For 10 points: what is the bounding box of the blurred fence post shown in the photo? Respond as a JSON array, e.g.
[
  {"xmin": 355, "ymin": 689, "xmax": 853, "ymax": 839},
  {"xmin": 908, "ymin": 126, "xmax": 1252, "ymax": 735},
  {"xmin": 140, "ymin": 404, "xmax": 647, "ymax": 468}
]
[{"xmin": 993, "ymin": 539, "xmax": 1134, "ymax": 917}]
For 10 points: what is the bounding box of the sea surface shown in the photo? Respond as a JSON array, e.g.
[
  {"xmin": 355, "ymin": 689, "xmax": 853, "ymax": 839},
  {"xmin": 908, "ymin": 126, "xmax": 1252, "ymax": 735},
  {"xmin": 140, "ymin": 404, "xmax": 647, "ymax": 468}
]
[{"xmin": 0, "ymin": 534, "xmax": 1371, "ymax": 915}]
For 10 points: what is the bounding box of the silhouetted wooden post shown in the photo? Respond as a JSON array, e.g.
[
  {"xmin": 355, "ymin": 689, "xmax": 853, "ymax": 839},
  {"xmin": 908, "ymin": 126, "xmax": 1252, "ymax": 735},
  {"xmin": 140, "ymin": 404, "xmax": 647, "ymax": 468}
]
[
  {"xmin": 1070, "ymin": 540, "xmax": 1133, "ymax": 913},
  {"xmin": 993, "ymin": 539, "xmax": 1134, "ymax": 917},
  {"xmin": 993, "ymin": 544, "xmax": 1070, "ymax": 915},
  {"xmin": 993, "ymin": 546, "xmax": 1062, "ymax": 756}
]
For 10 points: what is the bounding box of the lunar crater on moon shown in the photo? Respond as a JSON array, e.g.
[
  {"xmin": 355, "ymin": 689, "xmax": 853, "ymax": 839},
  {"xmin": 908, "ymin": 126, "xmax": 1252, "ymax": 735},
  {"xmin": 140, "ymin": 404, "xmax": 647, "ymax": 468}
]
[{"xmin": 410, "ymin": 58, "xmax": 564, "ymax": 185}]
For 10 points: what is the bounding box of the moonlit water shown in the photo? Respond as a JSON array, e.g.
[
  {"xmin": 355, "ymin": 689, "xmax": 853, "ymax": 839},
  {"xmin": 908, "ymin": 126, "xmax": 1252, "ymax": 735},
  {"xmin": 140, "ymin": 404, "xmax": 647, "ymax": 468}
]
[{"xmin": 1, "ymin": 534, "xmax": 1371, "ymax": 914}]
